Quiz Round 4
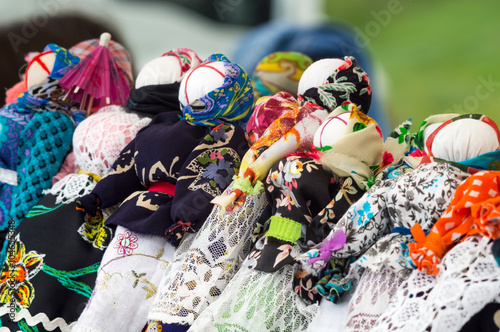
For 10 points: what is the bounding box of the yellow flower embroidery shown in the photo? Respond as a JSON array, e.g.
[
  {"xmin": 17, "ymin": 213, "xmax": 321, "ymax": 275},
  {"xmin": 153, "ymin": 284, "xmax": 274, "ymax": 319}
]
[{"xmin": 0, "ymin": 235, "xmax": 44, "ymax": 308}]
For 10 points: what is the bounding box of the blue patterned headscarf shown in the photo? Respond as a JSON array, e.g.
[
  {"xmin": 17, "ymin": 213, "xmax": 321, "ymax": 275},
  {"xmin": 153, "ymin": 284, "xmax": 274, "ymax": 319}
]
[
  {"xmin": 181, "ymin": 54, "xmax": 254, "ymax": 127},
  {"xmin": 44, "ymin": 43, "xmax": 80, "ymax": 80}
]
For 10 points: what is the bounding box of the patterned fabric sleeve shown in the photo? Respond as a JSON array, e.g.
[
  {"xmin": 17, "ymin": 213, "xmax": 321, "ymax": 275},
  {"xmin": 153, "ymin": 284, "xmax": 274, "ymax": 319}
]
[
  {"xmin": 83, "ymin": 139, "xmax": 146, "ymax": 211},
  {"xmin": 298, "ymin": 176, "xmax": 366, "ymax": 251},
  {"xmin": 295, "ymin": 178, "xmax": 394, "ymax": 276},
  {"xmin": 354, "ymin": 162, "xmax": 470, "ymax": 280},
  {"xmin": 166, "ymin": 123, "xmax": 248, "ymax": 246}
]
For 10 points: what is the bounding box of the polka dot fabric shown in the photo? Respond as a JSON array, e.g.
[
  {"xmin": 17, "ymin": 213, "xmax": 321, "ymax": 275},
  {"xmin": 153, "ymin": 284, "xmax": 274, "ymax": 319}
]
[{"xmin": 410, "ymin": 171, "xmax": 500, "ymax": 275}]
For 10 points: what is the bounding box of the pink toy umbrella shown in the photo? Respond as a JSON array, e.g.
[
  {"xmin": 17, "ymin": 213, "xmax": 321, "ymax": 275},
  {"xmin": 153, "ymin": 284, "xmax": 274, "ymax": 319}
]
[{"xmin": 60, "ymin": 32, "xmax": 131, "ymax": 117}]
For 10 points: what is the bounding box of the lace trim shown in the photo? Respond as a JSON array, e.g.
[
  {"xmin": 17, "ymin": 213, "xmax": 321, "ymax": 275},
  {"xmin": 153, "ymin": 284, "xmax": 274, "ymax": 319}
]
[
  {"xmin": 188, "ymin": 264, "xmax": 319, "ymax": 332},
  {"xmin": 372, "ymin": 236, "xmax": 500, "ymax": 332},
  {"xmin": 148, "ymin": 191, "xmax": 267, "ymax": 325},
  {"xmin": 45, "ymin": 173, "xmax": 97, "ymax": 205}
]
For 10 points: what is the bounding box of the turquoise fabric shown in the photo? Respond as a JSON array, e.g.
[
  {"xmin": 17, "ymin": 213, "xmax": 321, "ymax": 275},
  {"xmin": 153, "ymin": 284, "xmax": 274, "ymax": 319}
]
[{"xmin": 8, "ymin": 111, "xmax": 74, "ymax": 229}]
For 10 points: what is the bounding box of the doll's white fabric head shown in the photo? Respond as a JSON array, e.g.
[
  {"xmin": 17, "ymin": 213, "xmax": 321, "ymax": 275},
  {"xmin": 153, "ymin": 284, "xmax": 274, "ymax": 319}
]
[
  {"xmin": 178, "ymin": 61, "xmax": 226, "ymax": 110},
  {"xmin": 297, "ymin": 58, "xmax": 345, "ymax": 95},
  {"xmin": 135, "ymin": 56, "xmax": 185, "ymax": 88},
  {"xmin": 313, "ymin": 111, "xmax": 351, "ymax": 149},
  {"xmin": 424, "ymin": 117, "xmax": 500, "ymax": 162},
  {"xmin": 26, "ymin": 51, "xmax": 57, "ymax": 90}
]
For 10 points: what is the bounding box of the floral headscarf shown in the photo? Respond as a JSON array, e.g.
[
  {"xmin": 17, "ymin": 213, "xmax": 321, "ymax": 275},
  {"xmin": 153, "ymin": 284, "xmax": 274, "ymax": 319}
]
[
  {"xmin": 181, "ymin": 54, "xmax": 254, "ymax": 127},
  {"xmin": 42, "ymin": 44, "xmax": 80, "ymax": 80},
  {"xmin": 317, "ymin": 103, "xmax": 384, "ymax": 190},
  {"xmin": 212, "ymin": 92, "xmax": 327, "ymax": 211},
  {"xmin": 298, "ymin": 56, "xmax": 372, "ymax": 113},
  {"xmin": 252, "ymin": 51, "xmax": 313, "ymax": 101}
]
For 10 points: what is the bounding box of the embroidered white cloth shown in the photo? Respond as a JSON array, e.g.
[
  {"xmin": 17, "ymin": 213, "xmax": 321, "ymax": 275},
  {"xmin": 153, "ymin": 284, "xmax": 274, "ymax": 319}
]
[{"xmin": 72, "ymin": 226, "xmax": 176, "ymax": 332}]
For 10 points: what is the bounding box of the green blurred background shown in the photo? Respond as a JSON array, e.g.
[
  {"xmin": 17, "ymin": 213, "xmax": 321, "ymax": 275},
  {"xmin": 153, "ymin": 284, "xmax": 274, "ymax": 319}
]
[
  {"xmin": 325, "ymin": 0, "xmax": 500, "ymax": 130},
  {"xmin": 1, "ymin": 0, "xmax": 498, "ymax": 132}
]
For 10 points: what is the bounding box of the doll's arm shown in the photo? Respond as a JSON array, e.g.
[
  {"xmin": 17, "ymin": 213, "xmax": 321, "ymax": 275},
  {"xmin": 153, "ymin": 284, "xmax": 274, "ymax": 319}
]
[
  {"xmin": 166, "ymin": 124, "xmax": 248, "ymax": 246},
  {"xmin": 298, "ymin": 176, "xmax": 366, "ymax": 251},
  {"xmin": 296, "ymin": 178, "xmax": 394, "ymax": 275},
  {"xmin": 77, "ymin": 139, "xmax": 145, "ymax": 214}
]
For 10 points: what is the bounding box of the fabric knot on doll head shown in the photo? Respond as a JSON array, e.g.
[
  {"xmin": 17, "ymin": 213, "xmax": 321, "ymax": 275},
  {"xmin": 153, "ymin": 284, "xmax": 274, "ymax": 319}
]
[
  {"xmin": 179, "ymin": 53, "xmax": 254, "ymax": 127},
  {"xmin": 297, "ymin": 56, "xmax": 372, "ymax": 114}
]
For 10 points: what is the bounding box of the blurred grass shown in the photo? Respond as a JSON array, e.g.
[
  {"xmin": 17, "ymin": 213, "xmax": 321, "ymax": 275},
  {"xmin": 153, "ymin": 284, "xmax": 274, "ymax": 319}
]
[{"xmin": 324, "ymin": 0, "xmax": 500, "ymax": 132}]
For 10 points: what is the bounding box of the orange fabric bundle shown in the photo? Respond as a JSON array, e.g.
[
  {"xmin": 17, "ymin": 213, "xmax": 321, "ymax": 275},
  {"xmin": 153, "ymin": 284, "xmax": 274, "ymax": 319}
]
[{"xmin": 409, "ymin": 171, "xmax": 500, "ymax": 275}]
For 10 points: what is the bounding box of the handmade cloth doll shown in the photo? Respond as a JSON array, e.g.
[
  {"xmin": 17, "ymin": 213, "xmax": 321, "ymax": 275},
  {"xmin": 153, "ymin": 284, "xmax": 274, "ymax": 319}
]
[
  {"xmin": 407, "ymin": 113, "xmax": 500, "ymax": 274},
  {"xmin": 146, "ymin": 92, "xmax": 325, "ymax": 331},
  {"xmin": 72, "ymin": 54, "xmax": 252, "ymax": 332},
  {"xmin": 308, "ymin": 113, "xmax": 500, "ymax": 331},
  {"xmin": 0, "ymin": 44, "xmax": 80, "ymax": 235},
  {"xmin": 146, "ymin": 57, "xmax": 373, "ymax": 331},
  {"xmin": 251, "ymin": 51, "xmax": 312, "ymax": 102},
  {"xmin": 356, "ymin": 115, "xmax": 500, "ymax": 332},
  {"xmin": 322, "ymin": 162, "xmax": 469, "ymax": 331},
  {"xmin": 0, "ymin": 49, "xmax": 199, "ymax": 332},
  {"xmin": 188, "ymin": 104, "xmax": 384, "ymax": 332},
  {"xmin": 215, "ymin": 56, "xmax": 372, "ymax": 213}
]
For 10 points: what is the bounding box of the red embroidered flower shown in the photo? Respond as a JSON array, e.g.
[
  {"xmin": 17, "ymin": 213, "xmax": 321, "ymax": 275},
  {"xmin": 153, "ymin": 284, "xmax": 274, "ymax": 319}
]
[{"xmin": 114, "ymin": 230, "xmax": 139, "ymax": 256}]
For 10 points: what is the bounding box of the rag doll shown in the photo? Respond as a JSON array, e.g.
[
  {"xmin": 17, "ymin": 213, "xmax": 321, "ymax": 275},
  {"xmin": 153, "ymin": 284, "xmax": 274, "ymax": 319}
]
[
  {"xmin": 188, "ymin": 103, "xmax": 384, "ymax": 332},
  {"xmin": 145, "ymin": 56, "xmax": 373, "ymax": 332},
  {"xmin": 72, "ymin": 53, "xmax": 252, "ymax": 332},
  {"xmin": 0, "ymin": 49, "xmax": 200, "ymax": 332},
  {"xmin": 368, "ymin": 115, "xmax": 500, "ymax": 332},
  {"xmin": 311, "ymin": 113, "xmax": 500, "ymax": 331},
  {"xmin": 0, "ymin": 44, "xmax": 80, "ymax": 235}
]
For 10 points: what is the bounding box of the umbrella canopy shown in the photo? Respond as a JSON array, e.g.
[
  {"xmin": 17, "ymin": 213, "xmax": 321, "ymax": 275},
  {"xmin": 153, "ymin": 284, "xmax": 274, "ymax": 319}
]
[{"xmin": 60, "ymin": 32, "xmax": 131, "ymax": 116}]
